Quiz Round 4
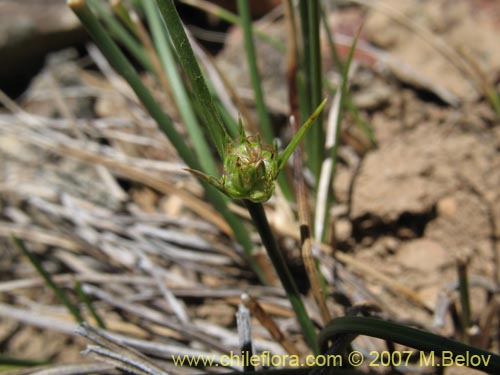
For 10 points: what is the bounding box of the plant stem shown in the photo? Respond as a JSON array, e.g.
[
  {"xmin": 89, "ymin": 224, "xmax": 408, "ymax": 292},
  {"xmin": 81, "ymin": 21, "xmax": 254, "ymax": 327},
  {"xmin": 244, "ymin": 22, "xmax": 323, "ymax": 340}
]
[
  {"xmin": 319, "ymin": 316, "xmax": 500, "ymax": 373},
  {"xmin": 13, "ymin": 237, "xmax": 84, "ymax": 323},
  {"xmin": 111, "ymin": 0, "xmax": 139, "ymax": 37},
  {"xmin": 155, "ymin": 0, "xmax": 230, "ymax": 160},
  {"xmin": 320, "ymin": 3, "xmax": 343, "ymax": 71},
  {"xmin": 278, "ymin": 99, "xmax": 327, "ymax": 171},
  {"xmin": 143, "ymin": 0, "xmax": 217, "ymax": 175},
  {"xmin": 75, "ymin": 281, "xmax": 106, "ymax": 328},
  {"xmin": 69, "ymin": 0, "xmax": 266, "ymax": 284},
  {"xmin": 306, "ymin": 0, "xmax": 324, "ymax": 184},
  {"xmin": 321, "ymin": 7, "xmax": 376, "ymax": 146},
  {"xmin": 236, "ymin": 0, "xmax": 293, "ymax": 201},
  {"xmin": 298, "ymin": 0, "xmax": 311, "ymax": 115},
  {"xmin": 0, "ymin": 356, "xmax": 49, "ymax": 368},
  {"xmin": 314, "ymin": 27, "xmax": 361, "ymax": 242},
  {"xmin": 236, "ymin": 0, "xmax": 273, "ymax": 143},
  {"xmin": 244, "ymin": 201, "xmax": 318, "ymax": 354},
  {"xmin": 89, "ymin": 0, "xmax": 153, "ymax": 72},
  {"xmin": 177, "ymin": 0, "xmax": 284, "ymax": 52},
  {"xmin": 70, "ymin": 0, "xmax": 197, "ymax": 169}
]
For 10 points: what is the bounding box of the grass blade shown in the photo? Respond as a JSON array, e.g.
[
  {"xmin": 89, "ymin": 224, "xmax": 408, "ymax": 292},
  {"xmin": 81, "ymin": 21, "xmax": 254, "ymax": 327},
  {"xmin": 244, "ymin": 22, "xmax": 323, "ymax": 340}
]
[
  {"xmin": 89, "ymin": 0, "xmax": 153, "ymax": 72},
  {"xmin": 236, "ymin": 0, "xmax": 273, "ymax": 143},
  {"xmin": 278, "ymin": 99, "xmax": 327, "ymax": 172},
  {"xmin": 298, "ymin": 0, "xmax": 311, "ymax": 115},
  {"xmin": 12, "ymin": 236, "xmax": 84, "ymax": 323},
  {"xmin": 314, "ymin": 26, "xmax": 361, "ymax": 242},
  {"xmin": 305, "ymin": 0, "xmax": 323, "ymax": 184},
  {"xmin": 244, "ymin": 201, "xmax": 318, "ymax": 354},
  {"xmin": 111, "ymin": 0, "xmax": 139, "ymax": 37},
  {"xmin": 0, "ymin": 356, "xmax": 49, "ymax": 368},
  {"xmin": 320, "ymin": 6, "xmax": 376, "ymax": 146},
  {"xmin": 154, "ymin": 0, "xmax": 230, "ymax": 159},
  {"xmin": 142, "ymin": 0, "xmax": 218, "ymax": 175},
  {"xmin": 291, "ymin": 114, "xmax": 331, "ymax": 326},
  {"xmin": 236, "ymin": 0, "xmax": 294, "ymax": 201},
  {"xmin": 75, "ymin": 281, "xmax": 106, "ymax": 329},
  {"xmin": 319, "ymin": 316, "xmax": 500, "ymax": 373},
  {"xmin": 68, "ymin": 0, "xmax": 266, "ymax": 284},
  {"xmin": 69, "ymin": 0, "xmax": 198, "ymax": 168},
  {"xmin": 178, "ymin": 0, "xmax": 284, "ymax": 52}
]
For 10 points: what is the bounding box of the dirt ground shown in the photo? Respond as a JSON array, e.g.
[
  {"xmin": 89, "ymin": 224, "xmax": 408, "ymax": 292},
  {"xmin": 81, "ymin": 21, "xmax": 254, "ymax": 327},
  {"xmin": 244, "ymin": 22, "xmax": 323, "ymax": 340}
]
[{"xmin": 1, "ymin": 1, "xmax": 500, "ymax": 374}]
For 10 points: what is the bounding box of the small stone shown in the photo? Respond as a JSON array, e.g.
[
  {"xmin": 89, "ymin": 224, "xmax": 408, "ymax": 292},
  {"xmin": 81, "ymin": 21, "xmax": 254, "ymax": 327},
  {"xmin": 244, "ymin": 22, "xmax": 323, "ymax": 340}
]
[
  {"xmin": 437, "ymin": 197, "xmax": 458, "ymax": 218},
  {"xmin": 335, "ymin": 219, "xmax": 352, "ymax": 242},
  {"xmin": 396, "ymin": 239, "xmax": 449, "ymax": 272}
]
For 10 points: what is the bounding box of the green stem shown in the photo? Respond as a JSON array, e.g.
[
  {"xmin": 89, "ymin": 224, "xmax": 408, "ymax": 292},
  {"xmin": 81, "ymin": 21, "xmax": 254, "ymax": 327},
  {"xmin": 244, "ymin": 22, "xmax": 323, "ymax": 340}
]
[
  {"xmin": 298, "ymin": 0, "xmax": 311, "ymax": 115},
  {"xmin": 69, "ymin": 0, "xmax": 266, "ymax": 284},
  {"xmin": 319, "ymin": 316, "xmax": 500, "ymax": 373},
  {"xmin": 236, "ymin": 0, "xmax": 273, "ymax": 143},
  {"xmin": 13, "ymin": 237, "xmax": 84, "ymax": 323},
  {"xmin": 315, "ymin": 28, "xmax": 361, "ymax": 242},
  {"xmin": 330, "ymin": 29, "xmax": 361, "ymax": 195},
  {"xmin": 244, "ymin": 201, "xmax": 318, "ymax": 354},
  {"xmin": 155, "ymin": 0, "xmax": 230, "ymax": 160},
  {"xmin": 320, "ymin": 4, "xmax": 343, "ymax": 72},
  {"xmin": 111, "ymin": 0, "xmax": 139, "ymax": 37},
  {"xmin": 75, "ymin": 281, "xmax": 106, "ymax": 328},
  {"xmin": 143, "ymin": 0, "xmax": 217, "ymax": 175},
  {"xmin": 89, "ymin": 0, "xmax": 153, "ymax": 72},
  {"xmin": 217, "ymin": 99, "xmax": 239, "ymax": 139},
  {"xmin": 306, "ymin": 0, "xmax": 323, "ymax": 184},
  {"xmin": 321, "ymin": 9, "xmax": 376, "ymax": 146},
  {"xmin": 345, "ymin": 95, "xmax": 376, "ymax": 146},
  {"xmin": 0, "ymin": 356, "xmax": 49, "ymax": 367},
  {"xmin": 236, "ymin": 0, "xmax": 293, "ymax": 201},
  {"xmin": 177, "ymin": 0, "xmax": 284, "ymax": 52},
  {"xmin": 71, "ymin": 0, "xmax": 197, "ymax": 167},
  {"xmin": 278, "ymin": 99, "xmax": 327, "ymax": 171}
]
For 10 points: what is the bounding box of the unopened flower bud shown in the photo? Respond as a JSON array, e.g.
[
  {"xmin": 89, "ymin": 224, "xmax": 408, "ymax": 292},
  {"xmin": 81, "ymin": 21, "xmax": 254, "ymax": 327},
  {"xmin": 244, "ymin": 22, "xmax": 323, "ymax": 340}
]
[{"xmin": 221, "ymin": 135, "xmax": 278, "ymax": 203}]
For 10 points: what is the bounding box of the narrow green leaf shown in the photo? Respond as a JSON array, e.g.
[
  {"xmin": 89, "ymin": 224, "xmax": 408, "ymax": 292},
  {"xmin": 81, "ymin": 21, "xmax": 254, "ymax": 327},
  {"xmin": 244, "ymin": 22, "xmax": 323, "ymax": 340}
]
[
  {"xmin": 68, "ymin": 0, "xmax": 267, "ymax": 285},
  {"xmin": 245, "ymin": 201, "xmax": 318, "ymax": 353},
  {"xmin": 143, "ymin": 0, "xmax": 217, "ymax": 175},
  {"xmin": 315, "ymin": 26, "xmax": 362, "ymax": 242},
  {"xmin": 320, "ymin": 316, "xmax": 500, "ymax": 373},
  {"xmin": 75, "ymin": 281, "xmax": 106, "ymax": 328},
  {"xmin": 236, "ymin": 0, "xmax": 273, "ymax": 143},
  {"xmin": 305, "ymin": 0, "xmax": 323, "ymax": 184},
  {"xmin": 12, "ymin": 237, "xmax": 84, "ymax": 323},
  {"xmin": 0, "ymin": 356, "xmax": 49, "ymax": 368},
  {"xmin": 330, "ymin": 27, "xmax": 362, "ymax": 185},
  {"xmin": 178, "ymin": 0, "xmax": 284, "ymax": 52},
  {"xmin": 154, "ymin": 0, "xmax": 230, "ymax": 159},
  {"xmin": 88, "ymin": 0, "xmax": 153, "ymax": 72},
  {"xmin": 111, "ymin": 0, "xmax": 139, "ymax": 37},
  {"xmin": 236, "ymin": 0, "xmax": 294, "ymax": 201},
  {"xmin": 278, "ymin": 99, "xmax": 327, "ymax": 171}
]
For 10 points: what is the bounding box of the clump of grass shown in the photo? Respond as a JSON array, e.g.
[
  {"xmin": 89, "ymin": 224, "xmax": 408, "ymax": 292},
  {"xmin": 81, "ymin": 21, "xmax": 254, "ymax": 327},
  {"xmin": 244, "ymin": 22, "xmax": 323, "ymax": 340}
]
[{"xmin": 63, "ymin": 0, "xmax": 500, "ymax": 374}]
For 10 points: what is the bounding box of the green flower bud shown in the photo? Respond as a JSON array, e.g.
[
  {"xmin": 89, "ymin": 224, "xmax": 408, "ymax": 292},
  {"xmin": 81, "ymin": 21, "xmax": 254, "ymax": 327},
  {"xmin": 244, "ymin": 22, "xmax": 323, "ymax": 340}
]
[
  {"xmin": 221, "ymin": 135, "xmax": 278, "ymax": 203},
  {"xmin": 185, "ymin": 100, "xmax": 327, "ymax": 203}
]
